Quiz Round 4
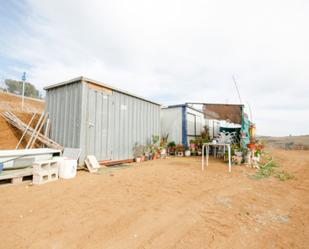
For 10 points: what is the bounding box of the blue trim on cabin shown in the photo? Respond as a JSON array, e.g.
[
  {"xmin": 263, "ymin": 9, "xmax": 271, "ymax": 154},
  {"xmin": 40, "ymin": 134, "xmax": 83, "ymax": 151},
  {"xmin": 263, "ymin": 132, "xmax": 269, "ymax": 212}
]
[
  {"xmin": 181, "ymin": 105, "xmax": 188, "ymax": 149},
  {"xmin": 166, "ymin": 104, "xmax": 186, "ymax": 108}
]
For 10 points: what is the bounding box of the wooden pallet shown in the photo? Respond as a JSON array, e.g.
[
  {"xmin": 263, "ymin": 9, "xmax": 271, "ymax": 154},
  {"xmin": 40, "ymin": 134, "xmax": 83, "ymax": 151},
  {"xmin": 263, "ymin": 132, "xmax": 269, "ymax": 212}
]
[{"xmin": 0, "ymin": 168, "xmax": 33, "ymax": 186}]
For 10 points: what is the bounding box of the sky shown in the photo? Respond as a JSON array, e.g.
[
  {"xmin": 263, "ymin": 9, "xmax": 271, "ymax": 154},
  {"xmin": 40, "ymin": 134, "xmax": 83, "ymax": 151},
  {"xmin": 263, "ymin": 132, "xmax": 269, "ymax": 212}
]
[{"xmin": 0, "ymin": 0, "xmax": 308, "ymax": 136}]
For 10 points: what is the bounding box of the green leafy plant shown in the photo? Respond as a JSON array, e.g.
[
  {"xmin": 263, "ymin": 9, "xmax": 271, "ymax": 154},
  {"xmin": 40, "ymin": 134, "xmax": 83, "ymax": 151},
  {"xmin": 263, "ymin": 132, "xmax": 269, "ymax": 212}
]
[
  {"xmin": 160, "ymin": 135, "xmax": 168, "ymax": 149},
  {"xmin": 201, "ymin": 126, "xmax": 210, "ymax": 141},
  {"xmin": 167, "ymin": 141, "xmax": 176, "ymax": 148},
  {"xmin": 274, "ymin": 171, "xmax": 295, "ymax": 181},
  {"xmin": 250, "ymin": 160, "xmax": 278, "ymax": 180},
  {"xmin": 250, "ymin": 158, "xmax": 295, "ymax": 181},
  {"xmin": 132, "ymin": 143, "xmax": 144, "ymax": 158},
  {"xmin": 144, "ymin": 145, "xmax": 151, "ymax": 153},
  {"xmin": 167, "ymin": 141, "xmax": 176, "ymax": 155},
  {"xmin": 152, "ymin": 135, "xmax": 159, "ymax": 145}
]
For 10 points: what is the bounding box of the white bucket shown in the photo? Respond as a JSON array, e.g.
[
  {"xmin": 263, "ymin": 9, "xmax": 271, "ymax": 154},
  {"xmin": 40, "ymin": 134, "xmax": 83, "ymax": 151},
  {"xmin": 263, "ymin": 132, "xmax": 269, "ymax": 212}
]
[
  {"xmin": 185, "ymin": 150, "xmax": 191, "ymax": 157},
  {"xmin": 55, "ymin": 157, "xmax": 77, "ymax": 179}
]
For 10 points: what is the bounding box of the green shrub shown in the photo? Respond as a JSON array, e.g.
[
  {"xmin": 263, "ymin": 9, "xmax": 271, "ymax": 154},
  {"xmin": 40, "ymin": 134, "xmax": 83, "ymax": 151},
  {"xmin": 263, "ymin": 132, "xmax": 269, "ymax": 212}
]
[
  {"xmin": 250, "ymin": 160, "xmax": 278, "ymax": 180},
  {"xmin": 250, "ymin": 159, "xmax": 295, "ymax": 181},
  {"xmin": 274, "ymin": 171, "xmax": 295, "ymax": 181}
]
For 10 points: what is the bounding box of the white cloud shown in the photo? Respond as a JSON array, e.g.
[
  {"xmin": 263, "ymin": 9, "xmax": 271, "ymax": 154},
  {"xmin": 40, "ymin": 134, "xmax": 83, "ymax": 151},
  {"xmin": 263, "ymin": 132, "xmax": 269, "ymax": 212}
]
[{"xmin": 3, "ymin": 0, "xmax": 309, "ymax": 135}]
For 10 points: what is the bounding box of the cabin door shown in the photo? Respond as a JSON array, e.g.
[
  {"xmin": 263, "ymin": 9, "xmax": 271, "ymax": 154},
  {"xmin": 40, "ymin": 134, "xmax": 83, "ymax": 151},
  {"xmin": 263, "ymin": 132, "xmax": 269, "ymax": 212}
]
[{"xmin": 86, "ymin": 87, "xmax": 113, "ymax": 161}]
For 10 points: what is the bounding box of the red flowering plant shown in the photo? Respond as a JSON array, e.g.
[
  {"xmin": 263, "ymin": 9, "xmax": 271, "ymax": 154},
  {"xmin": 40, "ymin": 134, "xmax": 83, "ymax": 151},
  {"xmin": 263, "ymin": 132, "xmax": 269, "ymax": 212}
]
[
  {"xmin": 189, "ymin": 141, "xmax": 197, "ymax": 156},
  {"xmin": 254, "ymin": 142, "xmax": 264, "ymax": 157}
]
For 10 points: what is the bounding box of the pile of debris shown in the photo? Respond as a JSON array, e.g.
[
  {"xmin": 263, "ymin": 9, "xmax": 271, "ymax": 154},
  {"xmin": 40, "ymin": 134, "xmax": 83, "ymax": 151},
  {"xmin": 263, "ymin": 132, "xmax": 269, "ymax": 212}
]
[
  {"xmin": 1, "ymin": 111, "xmax": 63, "ymax": 150},
  {"xmin": 0, "ymin": 111, "xmax": 68, "ymax": 186}
]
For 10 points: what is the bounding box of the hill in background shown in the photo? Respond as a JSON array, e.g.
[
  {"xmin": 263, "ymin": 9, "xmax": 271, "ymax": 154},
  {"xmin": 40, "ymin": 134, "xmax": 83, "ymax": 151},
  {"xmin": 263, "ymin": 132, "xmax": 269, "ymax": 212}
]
[
  {"xmin": 259, "ymin": 135, "xmax": 309, "ymax": 150},
  {"xmin": 0, "ymin": 91, "xmax": 44, "ymax": 149}
]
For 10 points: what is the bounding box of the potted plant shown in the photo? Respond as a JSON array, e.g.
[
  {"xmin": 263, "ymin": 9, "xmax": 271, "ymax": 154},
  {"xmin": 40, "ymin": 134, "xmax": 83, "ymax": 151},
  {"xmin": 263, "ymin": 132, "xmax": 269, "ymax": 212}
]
[
  {"xmin": 151, "ymin": 135, "xmax": 160, "ymax": 159},
  {"xmin": 247, "ymin": 143, "xmax": 255, "ymax": 150},
  {"xmin": 189, "ymin": 141, "xmax": 197, "ymax": 156},
  {"xmin": 175, "ymin": 144, "xmax": 184, "ymax": 156},
  {"xmin": 151, "ymin": 145, "xmax": 158, "ymax": 160},
  {"xmin": 152, "ymin": 135, "xmax": 159, "ymax": 145},
  {"xmin": 133, "ymin": 143, "xmax": 144, "ymax": 163},
  {"xmin": 160, "ymin": 136, "xmax": 168, "ymax": 157},
  {"xmin": 144, "ymin": 145, "xmax": 151, "ymax": 160},
  {"xmin": 167, "ymin": 141, "xmax": 176, "ymax": 155},
  {"xmin": 141, "ymin": 146, "xmax": 146, "ymax": 161}
]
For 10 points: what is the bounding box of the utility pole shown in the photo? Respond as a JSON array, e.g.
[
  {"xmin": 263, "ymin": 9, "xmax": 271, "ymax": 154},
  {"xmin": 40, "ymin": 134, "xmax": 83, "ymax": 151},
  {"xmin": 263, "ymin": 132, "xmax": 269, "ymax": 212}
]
[
  {"xmin": 232, "ymin": 75, "xmax": 242, "ymax": 104},
  {"xmin": 21, "ymin": 72, "xmax": 26, "ymax": 111}
]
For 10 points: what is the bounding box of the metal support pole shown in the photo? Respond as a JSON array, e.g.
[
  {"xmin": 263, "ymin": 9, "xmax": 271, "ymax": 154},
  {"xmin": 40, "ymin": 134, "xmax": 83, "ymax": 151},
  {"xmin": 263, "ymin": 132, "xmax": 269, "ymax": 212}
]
[
  {"xmin": 206, "ymin": 145, "xmax": 209, "ymax": 167},
  {"xmin": 21, "ymin": 80, "xmax": 25, "ymax": 111},
  {"xmin": 228, "ymin": 145, "xmax": 231, "ymax": 173},
  {"xmin": 202, "ymin": 144, "xmax": 205, "ymax": 171},
  {"xmin": 21, "ymin": 72, "xmax": 26, "ymax": 111}
]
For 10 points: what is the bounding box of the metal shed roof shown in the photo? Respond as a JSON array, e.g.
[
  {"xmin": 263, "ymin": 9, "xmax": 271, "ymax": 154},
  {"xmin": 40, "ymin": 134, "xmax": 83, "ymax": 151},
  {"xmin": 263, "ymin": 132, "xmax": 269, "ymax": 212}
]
[
  {"xmin": 161, "ymin": 103, "xmax": 204, "ymax": 114},
  {"xmin": 44, "ymin": 76, "xmax": 161, "ymax": 106}
]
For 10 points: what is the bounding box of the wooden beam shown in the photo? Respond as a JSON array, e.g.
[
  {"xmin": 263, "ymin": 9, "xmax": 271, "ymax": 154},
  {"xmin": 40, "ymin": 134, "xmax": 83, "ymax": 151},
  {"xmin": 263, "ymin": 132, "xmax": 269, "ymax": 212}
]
[
  {"xmin": 99, "ymin": 159, "xmax": 133, "ymax": 167},
  {"xmin": 15, "ymin": 112, "xmax": 37, "ymax": 149}
]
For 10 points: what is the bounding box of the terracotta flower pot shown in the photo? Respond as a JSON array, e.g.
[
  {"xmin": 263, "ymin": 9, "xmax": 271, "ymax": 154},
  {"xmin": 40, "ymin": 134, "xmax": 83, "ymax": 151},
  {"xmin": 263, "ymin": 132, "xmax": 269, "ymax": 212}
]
[{"xmin": 247, "ymin": 143, "xmax": 255, "ymax": 150}]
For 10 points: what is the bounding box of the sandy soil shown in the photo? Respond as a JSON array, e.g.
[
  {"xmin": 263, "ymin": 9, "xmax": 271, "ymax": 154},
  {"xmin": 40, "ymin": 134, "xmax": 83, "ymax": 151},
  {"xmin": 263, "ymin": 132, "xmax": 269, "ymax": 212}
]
[
  {"xmin": 0, "ymin": 91, "xmax": 44, "ymax": 149},
  {"xmin": 0, "ymin": 149, "xmax": 308, "ymax": 249}
]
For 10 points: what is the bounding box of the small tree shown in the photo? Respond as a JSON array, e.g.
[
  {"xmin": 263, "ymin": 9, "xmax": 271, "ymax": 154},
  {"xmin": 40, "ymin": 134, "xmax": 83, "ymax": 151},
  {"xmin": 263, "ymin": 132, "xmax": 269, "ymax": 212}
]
[{"xmin": 5, "ymin": 79, "xmax": 40, "ymax": 98}]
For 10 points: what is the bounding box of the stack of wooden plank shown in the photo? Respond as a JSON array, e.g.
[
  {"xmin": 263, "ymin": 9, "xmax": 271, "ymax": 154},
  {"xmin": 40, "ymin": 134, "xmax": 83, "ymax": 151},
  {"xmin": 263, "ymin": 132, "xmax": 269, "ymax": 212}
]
[{"xmin": 1, "ymin": 111, "xmax": 63, "ymax": 150}]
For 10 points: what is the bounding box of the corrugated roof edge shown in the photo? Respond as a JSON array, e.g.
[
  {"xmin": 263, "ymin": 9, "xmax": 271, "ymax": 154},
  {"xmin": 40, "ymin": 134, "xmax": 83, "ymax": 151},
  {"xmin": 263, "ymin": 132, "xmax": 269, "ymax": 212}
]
[
  {"xmin": 161, "ymin": 103, "xmax": 204, "ymax": 114},
  {"xmin": 43, "ymin": 76, "xmax": 161, "ymax": 106},
  {"xmin": 186, "ymin": 102, "xmax": 245, "ymax": 107}
]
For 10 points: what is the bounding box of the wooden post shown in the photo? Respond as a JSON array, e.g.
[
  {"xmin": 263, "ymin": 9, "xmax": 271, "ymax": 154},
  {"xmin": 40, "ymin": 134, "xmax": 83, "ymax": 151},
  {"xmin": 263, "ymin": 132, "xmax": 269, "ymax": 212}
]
[
  {"xmin": 26, "ymin": 112, "xmax": 45, "ymax": 149},
  {"xmin": 30, "ymin": 113, "xmax": 48, "ymax": 148}
]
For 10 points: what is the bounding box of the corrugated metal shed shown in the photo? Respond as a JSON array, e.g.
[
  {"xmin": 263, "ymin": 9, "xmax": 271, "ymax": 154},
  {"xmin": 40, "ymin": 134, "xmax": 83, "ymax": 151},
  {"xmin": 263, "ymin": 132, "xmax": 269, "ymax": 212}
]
[
  {"xmin": 161, "ymin": 104, "xmax": 206, "ymax": 147},
  {"xmin": 44, "ymin": 76, "xmax": 160, "ymax": 164},
  {"xmin": 160, "ymin": 106, "xmax": 183, "ymax": 145}
]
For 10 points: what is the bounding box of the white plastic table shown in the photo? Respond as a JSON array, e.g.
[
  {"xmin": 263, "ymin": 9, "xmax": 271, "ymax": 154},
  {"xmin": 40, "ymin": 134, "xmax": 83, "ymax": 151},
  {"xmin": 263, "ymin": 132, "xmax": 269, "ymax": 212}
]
[{"xmin": 202, "ymin": 143, "xmax": 232, "ymax": 173}]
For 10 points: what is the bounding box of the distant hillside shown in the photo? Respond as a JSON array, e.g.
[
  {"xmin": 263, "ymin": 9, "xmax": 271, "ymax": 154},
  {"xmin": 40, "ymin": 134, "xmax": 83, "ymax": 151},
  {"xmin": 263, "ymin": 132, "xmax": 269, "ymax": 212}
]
[
  {"xmin": 0, "ymin": 91, "xmax": 45, "ymax": 149},
  {"xmin": 0, "ymin": 90, "xmax": 44, "ymax": 113},
  {"xmin": 259, "ymin": 135, "xmax": 309, "ymax": 150}
]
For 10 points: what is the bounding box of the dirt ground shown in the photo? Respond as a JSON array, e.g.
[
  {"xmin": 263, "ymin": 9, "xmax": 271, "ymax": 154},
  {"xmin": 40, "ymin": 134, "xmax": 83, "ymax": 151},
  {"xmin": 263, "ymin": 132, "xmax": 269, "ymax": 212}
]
[
  {"xmin": 0, "ymin": 149, "xmax": 308, "ymax": 249},
  {"xmin": 0, "ymin": 91, "xmax": 44, "ymax": 149}
]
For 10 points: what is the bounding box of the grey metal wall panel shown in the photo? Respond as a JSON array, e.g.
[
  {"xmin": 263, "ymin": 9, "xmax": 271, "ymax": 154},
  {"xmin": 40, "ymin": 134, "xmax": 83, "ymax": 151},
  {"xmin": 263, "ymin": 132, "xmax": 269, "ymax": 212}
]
[
  {"xmin": 160, "ymin": 107, "xmax": 182, "ymax": 144},
  {"xmin": 82, "ymin": 88, "xmax": 160, "ymax": 161},
  {"xmin": 45, "ymin": 83, "xmax": 82, "ymax": 149},
  {"xmin": 83, "ymin": 87, "xmax": 112, "ymax": 161}
]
